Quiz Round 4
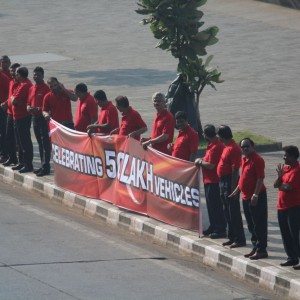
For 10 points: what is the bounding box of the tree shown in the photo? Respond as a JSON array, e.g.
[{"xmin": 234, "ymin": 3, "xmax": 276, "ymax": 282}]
[{"xmin": 136, "ymin": 0, "xmax": 223, "ymax": 134}]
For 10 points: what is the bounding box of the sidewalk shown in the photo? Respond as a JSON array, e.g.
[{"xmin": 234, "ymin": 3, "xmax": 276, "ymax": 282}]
[{"xmin": 0, "ymin": 145, "xmax": 299, "ymax": 299}]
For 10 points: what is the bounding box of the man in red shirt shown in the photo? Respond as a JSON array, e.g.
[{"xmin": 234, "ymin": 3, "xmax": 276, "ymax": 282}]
[
  {"xmin": 274, "ymin": 145, "xmax": 300, "ymax": 269},
  {"xmin": 170, "ymin": 111, "xmax": 198, "ymax": 161},
  {"xmin": 142, "ymin": 92, "xmax": 175, "ymax": 155},
  {"xmin": 110, "ymin": 95, "xmax": 147, "ymax": 140},
  {"xmin": 27, "ymin": 67, "xmax": 51, "ymax": 176},
  {"xmin": 1, "ymin": 63, "xmax": 20, "ymax": 166},
  {"xmin": 42, "ymin": 77, "xmax": 77, "ymax": 129},
  {"xmin": 11, "ymin": 67, "xmax": 33, "ymax": 173},
  {"xmin": 74, "ymin": 83, "xmax": 98, "ymax": 132},
  {"xmin": 0, "ymin": 56, "xmax": 11, "ymax": 163},
  {"xmin": 87, "ymin": 90, "xmax": 119, "ymax": 136},
  {"xmin": 230, "ymin": 138, "xmax": 268, "ymax": 259},
  {"xmin": 195, "ymin": 124, "xmax": 226, "ymax": 238},
  {"xmin": 217, "ymin": 125, "xmax": 245, "ymax": 248}
]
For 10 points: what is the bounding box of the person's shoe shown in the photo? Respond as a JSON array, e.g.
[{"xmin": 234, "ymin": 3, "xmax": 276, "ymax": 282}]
[
  {"xmin": 19, "ymin": 166, "xmax": 33, "ymax": 173},
  {"xmin": 0, "ymin": 156, "xmax": 8, "ymax": 163},
  {"xmin": 203, "ymin": 228, "xmax": 213, "ymax": 236},
  {"xmin": 36, "ymin": 168, "xmax": 50, "ymax": 177},
  {"xmin": 244, "ymin": 248, "xmax": 257, "ymax": 258},
  {"xmin": 230, "ymin": 242, "xmax": 246, "ymax": 249},
  {"xmin": 249, "ymin": 252, "xmax": 268, "ymax": 260},
  {"xmin": 210, "ymin": 232, "xmax": 227, "ymax": 239},
  {"xmin": 34, "ymin": 168, "xmax": 42, "ymax": 174},
  {"xmin": 280, "ymin": 260, "xmax": 299, "ymax": 267},
  {"xmin": 293, "ymin": 264, "xmax": 300, "ymax": 270},
  {"xmin": 11, "ymin": 164, "xmax": 24, "ymax": 171},
  {"xmin": 3, "ymin": 158, "xmax": 17, "ymax": 166},
  {"xmin": 222, "ymin": 240, "xmax": 234, "ymax": 246}
]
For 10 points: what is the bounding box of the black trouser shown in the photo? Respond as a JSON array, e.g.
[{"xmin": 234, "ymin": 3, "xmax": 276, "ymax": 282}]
[
  {"xmin": 5, "ymin": 114, "xmax": 17, "ymax": 162},
  {"xmin": 242, "ymin": 190, "xmax": 268, "ymax": 253},
  {"xmin": 204, "ymin": 183, "xmax": 226, "ymax": 233},
  {"xmin": 0, "ymin": 108, "xmax": 7, "ymax": 156},
  {"xmin": 220, "ymin": 175, "xmax": 245, "ymax": 243},
  {"xmin": 61, "ymin": 121, "xmax": 74, "ymax": 130},
  {"xmin": 14, "ymin": 115, "xmax": 33, "ymax": 168},
  {"xmin": 278, "ymin": 206, "xmax": 300, "ymax": 261},
  {"xmin": 33, "ymin": 115, "xmax": 51, "ymax": 171}
]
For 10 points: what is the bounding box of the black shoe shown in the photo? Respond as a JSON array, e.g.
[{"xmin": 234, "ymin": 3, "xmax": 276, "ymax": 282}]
[
  {"xmin": 249, "ymin": 252, "xmax": 268, "ymax": 260},
  {"xmin": 293, "ymin": 264, "xmax": 300, "ymax": 270},
  {"xmin": 244, "ymin": 248, "xmax": 257, "ymax": 258},
  {"xmin": 19, "ymin": 166, "xmax": 33, "ymax": 173},
  {"xmin": 12, "ymin": 164, "xmax": 24, "ymax": 170},
  {"xmin": 0, "ymin": 156, "xmax": 8, "ymax": 163},
  {"xmin": 36, "ymin": 168, "xmax": 50, "ymax": 177},
  {"xmin": 222, "ymin": 240, "xmax": 234, "ymax": 246},
  {"xmin": 230, "ymin": 242, "xmax": 246, "ymax": 249},
  {"xmin": 3, "ymin": 159, "xmax": 17, "ymax": 166},
  {"xmin": 210, "ymin": 232, "xmax": 227, "ymax": 239},
  {"xmin": 203, "ymin": 227, "xmax": 213, "ymax": 236},
  {"xmin": 34, "ymin": 168, "xmax": 42, "ymax": 174},
  {"xmin": 280, "ymin": 260, "xmax": 299, "ymax": 267}
]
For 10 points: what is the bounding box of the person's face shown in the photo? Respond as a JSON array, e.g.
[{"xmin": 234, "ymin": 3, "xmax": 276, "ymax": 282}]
[
  {"xmin": 95, "ymin": 98, "xmax": 105, "ymax": 108},
  {"xmin": 33, "ymin": 71, "xmax": 44, "ymax": 84},
  {"xmin": 15, "ymin": 70, "xmax": 22, "ymax": 82},
  {"xmin": 153, "ymin": 98, "xmax": 165, "ymax": 112},
  {"xmin": 283, "ymin": 152, "xmax": 294, "ymax": 165},
  {"xmin": 10, "ymin": 67, "xmax": 17, "ymax": 79},
  {"xmin": 116, "ymin": 103, "xmax": 125, "ymax": 113},
  {"xmin": 0, "ymin": 57, "xmax": 11, "ymax": 71},
  {"xmin": 176, "ymin": 118, "xmax": 186, "ymax": 130},
  {"xmin": 75, "ymin": 90, "xmax": 85, "ymax": 100},
  {"xmin": 240, "ymin": 140, "xmax": 254, "ymax": 156},
  {"xmin": 48, "ymin": 80, "xmax": 61, "ymax": 93}
]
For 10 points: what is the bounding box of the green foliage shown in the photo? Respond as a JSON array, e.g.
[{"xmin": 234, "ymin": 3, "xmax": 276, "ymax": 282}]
[{"xmin": 136, "ymin": 0, "xmax": 223, "ymax": 101}]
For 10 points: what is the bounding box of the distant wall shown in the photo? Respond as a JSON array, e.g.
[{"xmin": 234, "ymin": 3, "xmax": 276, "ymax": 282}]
[{"xmin": 259, "ymin": 0, "xmax": 300, "ymax": 9}]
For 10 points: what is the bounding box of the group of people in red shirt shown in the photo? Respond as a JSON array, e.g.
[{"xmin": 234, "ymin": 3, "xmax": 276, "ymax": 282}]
[
  {"xmin": 195, "ymin": 125, "xmax": 300, "ymax": 269},
  {"xmin": 0, "ymin": 56, "xmax": 199, "ymax": 178},
  {"xmin": 0, "ymin": 55, "xmax": 299, "ymax": 269}
]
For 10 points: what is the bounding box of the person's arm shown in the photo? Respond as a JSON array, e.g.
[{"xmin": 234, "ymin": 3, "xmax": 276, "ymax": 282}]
[
  {"xmin": 142, "ymin": 133, "xmax": 168, "ymax": 149},
  {"xmin": 128, "ymin": 126, "xmax": 147, "ymax": 139},
  {"xmin": 231, "ymin": 168, "xmax": 239, "ymax": 193},
  {"xmin": 110, "ymin": 127, "xmax": 119, "ymax": 135},
  {"xmin": 195, "ymin": 158, "xmax": 215, "ymax": 170},
  {"xmin": 60, "ymin": 83, "xmax": 77, "ymax": 102},
  {"xmin": 250, "ymin": 178, "xmax": 264, "ymax": 206},
  {"xmin": 228, "ymin": 185, "xmax": 241, "ymax": 198},
  {"xmin": 274, "ymin": 163, "xmax": 293, "ymax": 191}
]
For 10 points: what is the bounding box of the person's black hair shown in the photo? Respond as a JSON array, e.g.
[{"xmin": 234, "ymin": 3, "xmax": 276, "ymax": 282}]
[
  {"xmin": 11, "ymin": 63, "xmax": 21, "ymax": 69},
  {"xmin": 217, "ymin": 125, "xmax": 233, "ymax": 140},
  {"xmin": 115, "ymin": 95, "xmax": 129, "ymax": 108},
  {"xmin": 175, "ymin": 111, "xmax": 187, "ymax": 120},
  {"xmin": 1, "ymin": 55, "xmax": 10, "ymax": 62},
  {"xmin": 33, "ymin": 66, "xmax": 44, "ymax": 75},
  {"xmin": 16, "ymin": 67, "xmax": 29, "ymax": 78},
  {"xmin": 203, "ymin": 124, "xmax": 216, "ymax": 138},
  {"xmin": 240, "ymin": 137, "xmax": 255, "ymax": 147},
  {"xmin": 283, "ymin": 145, "xmax": 299, "ymax": 160},
  {"xmin": 75, "ymin": 83, "xmax": 88, "ymax": 93},
  {"xmin": 94, "ymin": 90, "xmax": 107, "ymax": 101}
]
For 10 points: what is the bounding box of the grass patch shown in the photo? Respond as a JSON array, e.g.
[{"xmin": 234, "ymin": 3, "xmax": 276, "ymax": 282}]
[{"xmin": 199, "ymin": 130, "xmax": 276, "ymax": 150}]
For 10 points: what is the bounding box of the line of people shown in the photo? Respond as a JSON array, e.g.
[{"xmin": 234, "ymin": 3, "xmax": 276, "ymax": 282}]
[
  {"xmin": 1, "ymin": 55, "xmax": 299, "ymax": 269},
  {"xmin": 195, "ymin": 125, "xmax": 300, "ymax": 269}
]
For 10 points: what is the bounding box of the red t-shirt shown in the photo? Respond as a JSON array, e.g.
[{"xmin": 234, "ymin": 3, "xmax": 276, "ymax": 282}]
[
  {"xmin": 119, "ymin": 106, "xmax": 146, "ymax": 140},
  {"xmin": 97, "ymin": 101, "xmax": 119, "ymax": 135},
  {"xmin": 0, "ymin": 72, "xmax": 10, "ymax": 103},
  {"xmin": 217, "ymin": 140, "xmax": 241, "ymax": 178},
  {"xmin": 74, "ymin": 93, "xmax": 98, "ymax": 132},
  {"xmin": 2, "ymin": 70, "xmax": 12, "ymax": 80},
  {"xmin": 27, "ymin": 82, "xmax": 50, "ymax": 116},
  {"xmin": 238, "ymin": 152, "xmax": 266, "ymax": 200},
  {"xmin": 277, "ymin": 162, "xmax": 300, "ymax": 210},
  {"xmin": 202, "ymin": 139, "xmax": 224, "ymax": 184},
  {"xmin": 151, "ymin": 109, "xmax": 175, "ymax": 155},
  {"xmin": 6, "ymin": 80, "xmax": 19, "ymax": 115},
  {"xmin": 12, "ymin": 78, "xmax": 32, "ymax": 120},
  {"xmin": 43, "ymin": 90, "xmax": 73, "ymax": 123},
  {"xmin": 172, "ymin": 125, "xmax": 199, "ymax": 161}
]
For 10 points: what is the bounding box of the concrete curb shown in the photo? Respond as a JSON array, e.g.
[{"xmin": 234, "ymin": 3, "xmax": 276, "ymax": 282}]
[{"xmin": 1, "ymin": 165, "xmax": 299, "ymax": 299}]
